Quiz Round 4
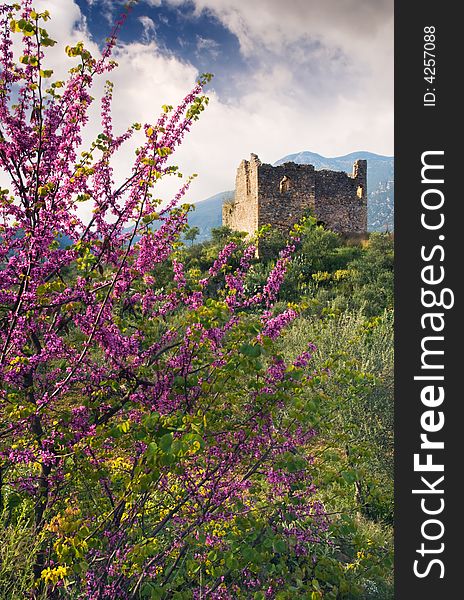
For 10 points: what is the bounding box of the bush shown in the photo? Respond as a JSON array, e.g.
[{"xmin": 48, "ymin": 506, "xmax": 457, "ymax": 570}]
[
  {"xmin": 0, "ymin": 5, "xmax": 331, "ymax": 597},
  {"xmin": 0, "ymin": 506, "xmax": 46, "ymax": 600}
]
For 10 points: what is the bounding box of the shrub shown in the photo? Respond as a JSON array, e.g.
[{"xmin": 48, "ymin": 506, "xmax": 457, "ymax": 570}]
[{"xmin": 0, "ymin": 3, "xmax": 329, "ymax": 597}]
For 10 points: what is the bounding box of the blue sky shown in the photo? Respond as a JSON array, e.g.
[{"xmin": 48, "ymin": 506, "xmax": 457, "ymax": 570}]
[
  {"xmin": 76, "ymin": 0, "xmax": 246, "ymax": 98},
  {"xmin": 32, "ymin": 0, "xmax": 394, "ymax": 204}
]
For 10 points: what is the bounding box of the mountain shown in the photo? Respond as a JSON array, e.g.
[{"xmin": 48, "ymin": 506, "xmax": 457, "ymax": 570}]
[
  {"xmin": 187, "ymin": 190, "xmax": 233, "ymax": 242},
  {"xmin": 88, "ymin": 190, "xmax": 234, "ymax": 248},
  {"xmin": 274, "ymin": 151, "xmax": 394, "ymax": 231}
]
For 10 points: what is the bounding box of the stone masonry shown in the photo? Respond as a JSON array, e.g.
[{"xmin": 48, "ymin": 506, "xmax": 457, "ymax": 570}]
[{"xmin": 223, "ymin": 153, "xmax": 367, "ymax": 237}]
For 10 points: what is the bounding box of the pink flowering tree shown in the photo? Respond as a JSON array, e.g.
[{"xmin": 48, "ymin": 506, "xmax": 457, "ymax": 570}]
[{"xmin": 0, "ymin": 3, "xmax": 327, "ymax": 598}]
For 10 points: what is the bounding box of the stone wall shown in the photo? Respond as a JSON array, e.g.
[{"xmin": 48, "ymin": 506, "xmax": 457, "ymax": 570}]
[
  {"xmin": 222, "ymin": 154, "xmax": 260, "ymax": 236},
  {"xmin": 257, "ymin": 161, "xmax": 316, "ymax": 233},
  {"xmin": 223, "ymin": 153, "xmax": 367, "ymax": 237},
  {"xmin": 314, "ymin": 160, "xmax": 367, "ymax": 233}
]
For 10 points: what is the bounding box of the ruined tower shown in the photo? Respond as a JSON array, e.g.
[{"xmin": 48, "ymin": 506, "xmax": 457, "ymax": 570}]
[{"xmin": 222, "ymin": 154, "xmax": 367, "ymax": 236}]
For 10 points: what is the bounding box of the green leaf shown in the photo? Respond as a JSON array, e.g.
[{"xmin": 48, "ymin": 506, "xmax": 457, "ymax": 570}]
[
  {"xmin": 118, "ymin": 420, "xmax": 131, "ymax": 434},
  {"xmin": 7, "ymin": 492, "xmax": 22, "ymax": 509},
  {"xmin": 239, "ymin": 343, "xmax": 261, "ymax": 358},
  {"xmin": 225, "ymin": 556, "xmax": 238, "ymax": 570},
  {"xmin": 142, "ymin": 212, "xmax": 159, "ymax": 224},
  {"xmin": 341, "ymin": 470, "xmax": 357, "ymax": 484},
  {"xmin": 141, "ymin": 582, "xmax": 162, "ymax": 599},
  {"xmin": 41, "ymin": 37, "xmax": 57, "ymax": 47},
  {"xmin": 159, "ymin": 433, "xmax": 173, "ymax": 452},
  {"xmin": 109, "ymin": 426, "xmax": 122, "ymax": 439},
  {"xmin": 21, "ymin": 21, "xmax": 36, "ymax": 36},
  {"xmin": 10, "ymin": 20, "xmax": 20, "ymax": 33},
  {"xmin": 273, "ymin": 539, "xmax": 286, "ymax": 553},
  {"xmin": 155, "ymin": 146, "xmax": 172, "ymax": 157},
  {"xmin": 242, "ymin": 545, "xmax": 258, "ymax": 562}
]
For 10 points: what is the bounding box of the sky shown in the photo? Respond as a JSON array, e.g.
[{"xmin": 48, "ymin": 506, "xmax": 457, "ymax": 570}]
[{"xmin": 30, "ymin": 0, "xmax": 394, "ymax": 205}]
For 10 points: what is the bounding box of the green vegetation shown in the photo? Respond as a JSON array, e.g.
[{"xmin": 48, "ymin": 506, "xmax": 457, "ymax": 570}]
[
  {"xmin": 0, "ymin": 215, "xmax": 394, "ymax": 598},
  {"xmin": 175, "ymin": 219, "xmax": 395, "ymax": 598},
  {"xmin": 0, "ymin": 3, "xmax": 394, "ymax": 595}
]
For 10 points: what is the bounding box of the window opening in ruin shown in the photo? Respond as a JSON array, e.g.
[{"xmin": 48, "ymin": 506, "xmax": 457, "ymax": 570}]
[
  {"xmin": 357, "ymin": 185, "xmax": 364, "ymax": 198},
  {"xmin": 279, "ymin": 176, "xmax": 291, "ymax": 193}
]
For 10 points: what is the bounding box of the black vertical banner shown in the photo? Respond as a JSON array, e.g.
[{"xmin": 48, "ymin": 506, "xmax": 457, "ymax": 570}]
[{"xmin": 395, "ymin": 2, "xmax": 460, "ymax": 598}]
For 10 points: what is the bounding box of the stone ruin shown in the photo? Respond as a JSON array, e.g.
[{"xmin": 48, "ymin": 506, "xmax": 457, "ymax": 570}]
[{"xmin": 222, "ymin": 153, "xmax": 367, "ymax": 237}]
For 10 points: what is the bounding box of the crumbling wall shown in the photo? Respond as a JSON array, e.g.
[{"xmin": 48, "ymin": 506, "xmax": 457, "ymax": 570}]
[
  {"xmin": 222, "ymin": 154, "xmax": 260, "ymax": 236},
  {"xmin": 257, "ymin": 162, "xmax": 315, "ymax": 232},
  {"xmin": 224, "ymin": 154, "xmax": 367, "ymax": 237},
  {"xmin": 314, "ymin": 160, "xmax": 367, "ymax": 233}
]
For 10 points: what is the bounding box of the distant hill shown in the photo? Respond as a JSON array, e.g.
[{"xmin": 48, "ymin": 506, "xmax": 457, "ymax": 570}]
[
  {"xmin": 73, "ymin": 191, "xmax": 234, "ymax": 249},
  {"xmin": 188, "ymin": 151, "xmax": 394, "ymax": 239},
  {"xmin": 187, "ymin": 190, "xmax": 234, "ymax": 242}
]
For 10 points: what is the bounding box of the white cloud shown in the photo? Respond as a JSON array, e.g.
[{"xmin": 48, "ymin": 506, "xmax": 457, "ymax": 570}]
[
  {"xmin": 163, "ymin": 0, "xmax": 392, "ymax": 55},
  {"xmin": 195, "ymin": 35, "xmax": 220, "ymax": 59},
  {"xmin": 169, "ymin": 0, "xmax": 393, "ymax": 200},
  {"xmin": 161, "ymin": 0, "xmax": 394, "ymax": 151},
  {"xmin": 138, "ymin": 15, "xmax": 157, "ymax": 43},
  {"xmin": 2, "ymin": 0, "xmax": 393, "ymax": 218},
  {"xmin": 2, "ymin": 0, "xmax": 200, "ymax": 216},
  {"xmin": 169, "ymin": 0, "xmax": 394, "ymax": 200}
]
